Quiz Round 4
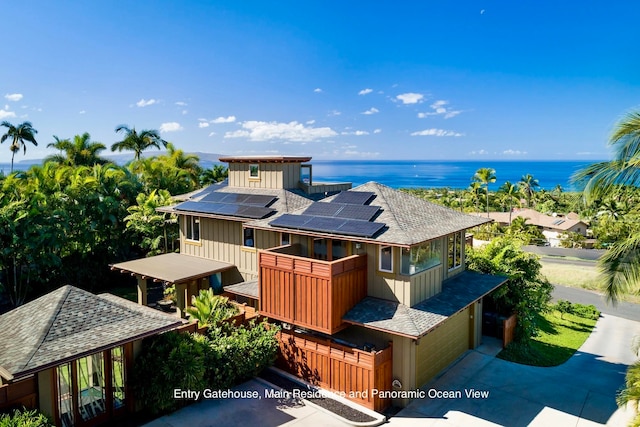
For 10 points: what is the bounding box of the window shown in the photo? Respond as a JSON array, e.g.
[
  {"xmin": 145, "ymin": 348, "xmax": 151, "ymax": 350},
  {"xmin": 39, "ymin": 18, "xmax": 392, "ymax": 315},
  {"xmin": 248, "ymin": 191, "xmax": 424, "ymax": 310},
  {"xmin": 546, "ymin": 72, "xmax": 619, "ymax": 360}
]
[
  {"xmin": 379, "ymin": 246, "xmax": 393, "ymax": 273},
  {"xmin": 313, "ymin": 238, "xmax": 328, "ymax": 260},
  {"xmin": 186, "ymin": 216, "xmax": 200, "ymax": 241},
  {"xmin": 281, "ymin": 232, "xmax": 291, "ymax": 246},
  {"xmin": 300, "ymin": 164, "xmax": 312, "ymax": 184},
  {"xmin": 249, "ymin": 164, "xmax": 259, "ymax": 178},
  {"xmin": 332, "ymin": 240, "xmax": 349, "ymax": 260},
  {"xmin": 448, "ymin": 233, "xmax": 462, "ymax": 270},
  {"xmin": 401, "ymin": 240, "xmax": 442, "ymax": 275},
  {"xmin": 111, "ymin": 346, "xmax": 126, "ymax": 410},
  {"xmin": 243, "ymin": 228, "xmax": 255, "ymax": 248}
]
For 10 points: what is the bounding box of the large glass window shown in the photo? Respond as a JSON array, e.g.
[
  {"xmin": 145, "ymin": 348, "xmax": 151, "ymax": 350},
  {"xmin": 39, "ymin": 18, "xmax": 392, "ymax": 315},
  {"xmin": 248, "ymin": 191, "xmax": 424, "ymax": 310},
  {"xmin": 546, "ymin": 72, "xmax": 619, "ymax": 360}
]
[
  {"xmin": 77, "ymin": 353, "xmax": 106, "ymax": 421},
  {"xmin": 57, "ymin": 362, "xmax": 73, "ymax": 427},
  {"xmin": 313, "ymin": 238, "xmax": 328, "ymax": 260},
  {"xmin": 186, "ymin": 216, "xmax": 200, "ymax": 241},
  {"xmin": 448, "ymin": 233, "xmax": 463, "ymax": 270},
  {"xmin": 401, "ymin": 240, "xmax": 442, "ymax": 275},
  {"xmin": 111, "ymin": 346, "xmax": 126, "ymax": 410},
  {"xmin": 379, "ymin": 246, "xmax": 393, "ymax": 273},
  {"xmin": 332, "ymin": 240, "xmax": 349, "ymax": 260}
]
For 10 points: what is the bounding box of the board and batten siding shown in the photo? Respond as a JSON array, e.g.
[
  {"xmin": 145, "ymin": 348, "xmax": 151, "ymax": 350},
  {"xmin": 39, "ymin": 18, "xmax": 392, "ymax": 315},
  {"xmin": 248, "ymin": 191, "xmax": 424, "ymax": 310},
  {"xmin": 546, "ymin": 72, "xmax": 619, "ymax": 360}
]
[
  {"xmin": 415, "ymin": 306, "xmax": 471, "ymax": 387},
  {"xmin": 180, "ymin": 217, "xmax": 281, "ymax": 281},
  {"xmin": 227, "ymin": 162, "xmax": 301, "ymax": 189}
]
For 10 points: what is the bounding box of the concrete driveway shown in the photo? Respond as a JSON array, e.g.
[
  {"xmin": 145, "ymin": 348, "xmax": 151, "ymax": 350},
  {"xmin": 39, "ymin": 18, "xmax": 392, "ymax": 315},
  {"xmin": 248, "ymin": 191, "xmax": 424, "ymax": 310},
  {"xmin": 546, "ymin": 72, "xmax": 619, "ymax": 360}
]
[{"xmin": 389, "ymin": 314, "xmax": 640, "ymax": 426}]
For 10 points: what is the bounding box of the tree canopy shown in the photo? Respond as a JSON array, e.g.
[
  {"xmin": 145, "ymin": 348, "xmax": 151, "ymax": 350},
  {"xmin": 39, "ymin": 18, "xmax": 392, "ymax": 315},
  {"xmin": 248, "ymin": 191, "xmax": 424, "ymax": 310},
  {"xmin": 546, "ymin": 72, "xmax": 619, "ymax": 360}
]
[{"xmin": 0, "ymin": 121, "xmax": 38, "ymax": 172}]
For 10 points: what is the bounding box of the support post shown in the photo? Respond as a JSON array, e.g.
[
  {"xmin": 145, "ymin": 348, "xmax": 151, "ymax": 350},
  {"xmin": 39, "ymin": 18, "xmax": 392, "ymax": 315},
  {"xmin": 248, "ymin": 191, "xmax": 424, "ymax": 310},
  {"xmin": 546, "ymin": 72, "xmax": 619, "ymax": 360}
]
[{"xmin": 137, "ymin": 277, "xmax": 147, "ymax": 306}]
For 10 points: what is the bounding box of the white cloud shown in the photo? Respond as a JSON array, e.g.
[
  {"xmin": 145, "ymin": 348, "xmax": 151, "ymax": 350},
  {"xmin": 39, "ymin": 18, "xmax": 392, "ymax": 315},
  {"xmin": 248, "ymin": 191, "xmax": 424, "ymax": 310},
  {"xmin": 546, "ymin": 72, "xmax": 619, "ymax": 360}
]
[
  {"xmin": 418, "ymin": 100, "xmax": 462, "ymax": 119},
  {"xmin": 328, "ymin": 110, "xmax": 341, "ymax": 116},
  {"xmin": 136, "ymin": 98, "xmax": 157, "ymax": 107},
  {"xmin": 4, "ymin": 93, "xmax": 23, "ymax": 102},
  {"xmin": 208, "ymin": 132, "xmax": 216, "ymax": 137},
  {"xmin": 396, "ymin": 93, "xmax": 424, "ymax": 104},
  {"xmin": 182, "ymin": 110, "xmax": 188, "ymax": 115},
  {"xmin": 373, "ymin": 129, "xmax": 382, "ymax": 134},
  {"xmin": 411, "ymin": 128, "xmax": 464, "ymax": 137},
  {"xmin": 361, "ymin": 107, "xmax": 379, "ymax": 115},
  {"xmin": 341, "ymin": 130, "xmax": 369, "ymax": 136},
  {"xmin": 469, "ymin": 149, "xmax": 489, "ymax": 155},
  {"xmin": 198, "ymin": 122, "xmax": 210, "ymax": 128},
  {"xmin": 0, "ymin": 109, "xmax": 16, "ymax": 119},
  {"xmin": 314, "ymin": 88, "xmax": 322, "ymax": 93},
  {"xmin": 306, "ymin": 119, "xmax": 316, "ymax": 125},
  {"xmin": 502, "ymin": 149, "xmax": 527, "ymax": 155},
  {"xmin": 159, "ymin": 122, "xmax": 183, "ymax": 133},
  {"xmin": 212, "ymin": 115, "xmax": 236, "ymax": 124},
  {"xmin": 225, "ymin": 120, "xmax": 337, "ymax": 142},
  {"xmin": 175, "ymin": 101, "xmax": 188, "ymax": 106},
  {"xmin": 79, "ymin": 110, "xmax": 86, "ymax": 115},
  {"xmin": 358, "ymin": 88, "xmax": 373, "ymax": 95}
]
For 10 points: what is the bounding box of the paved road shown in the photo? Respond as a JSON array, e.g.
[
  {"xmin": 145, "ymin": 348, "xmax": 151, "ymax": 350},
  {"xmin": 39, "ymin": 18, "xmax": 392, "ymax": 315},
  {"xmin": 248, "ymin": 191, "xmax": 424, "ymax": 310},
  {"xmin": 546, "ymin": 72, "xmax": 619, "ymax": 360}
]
[
  {"xmin": 541, "ymin": 257, "xmax": 597, "ymax": 267},
  {"xmin": 389, "ymin": 314, "xmax": 640, "ymax": 427},
  {"xmin": 523, "ymin": 245, "xmax": 605, "ymax": 260},
  {"xmin": 552, "ymin": 284, "xmax": 640, "ymax": 321}
]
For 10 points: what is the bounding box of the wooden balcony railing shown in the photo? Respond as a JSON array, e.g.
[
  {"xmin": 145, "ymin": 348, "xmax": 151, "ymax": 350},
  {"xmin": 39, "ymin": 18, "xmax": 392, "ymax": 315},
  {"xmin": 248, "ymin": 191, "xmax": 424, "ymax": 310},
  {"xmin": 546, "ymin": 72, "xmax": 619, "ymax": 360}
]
[{"xmin": 259, "ymin": 246, "xmax": 367, "ymax": 334}]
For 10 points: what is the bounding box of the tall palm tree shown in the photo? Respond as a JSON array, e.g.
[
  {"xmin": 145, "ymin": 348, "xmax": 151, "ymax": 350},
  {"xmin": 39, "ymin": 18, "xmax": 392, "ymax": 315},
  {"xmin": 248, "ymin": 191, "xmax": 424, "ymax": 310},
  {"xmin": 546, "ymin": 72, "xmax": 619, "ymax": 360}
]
[
  {"xmin": 0, "ymin": 121, "xmax": 38, "ymax": 173},
  {"xmin": 573, "ymin": 111, "xmax": 640, "ymax": 303},
  {"xmin": 519, "ymin": 173, "xmax": 539, "ymax": 207},
  {"xmin": 201, "ymin": 164, "xmax": 229, "ymax": 185},
  {"xmin": 46, "ymin": 132, "xmax": 108, "ymax": 166},
  {"xmin": 499, "ymin": 181, "xmax": 519, "ymax": 224},
  {"xmin": 473, "ymin": 168, "xmax": 496, "ymax": 217},
  {"xmin": 111, "ymin": 125, "xmax": 168, "ymax": 160}
]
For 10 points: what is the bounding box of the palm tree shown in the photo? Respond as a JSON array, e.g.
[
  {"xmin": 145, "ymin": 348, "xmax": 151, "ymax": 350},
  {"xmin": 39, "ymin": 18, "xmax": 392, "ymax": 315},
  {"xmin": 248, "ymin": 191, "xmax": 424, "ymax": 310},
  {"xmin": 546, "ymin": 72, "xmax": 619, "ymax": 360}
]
[
  {"xmin": 499, "ymin": 181, "xmax": 519, "ymax": 224},
  {"xmin": 46, "ymin": 132, "xmax": 108, "ymax": 166},
  {"xmin": 473, "ymin": 168, "xmax": 496, "ymax": 217},
  {"xmin": 0, "ymin": 121, "xmax": 38, "ymax": 173},
  {"xmin": 519, "ymin": 173, "xmax": 540, "ymax": 207},
  {"xmin": 201, "ymin": 164, "xmax": 229, "ymax": 185},
  {"xmin": 111, "ymin": 125, "xmax": 167, "ymax": 160},
  {"xmin": 467, "ymin": 182, "xmax": 484, "ymax": 213},
  {"xmin": 573, "ymin": 111, "xmax": 640, "ymax": 303}
]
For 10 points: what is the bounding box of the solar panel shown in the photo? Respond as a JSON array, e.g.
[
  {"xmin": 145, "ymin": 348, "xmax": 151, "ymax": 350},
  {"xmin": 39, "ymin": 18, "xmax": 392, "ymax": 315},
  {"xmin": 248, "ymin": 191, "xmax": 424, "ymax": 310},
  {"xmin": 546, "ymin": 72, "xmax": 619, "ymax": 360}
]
[
  {"xmin": 334, "ymin": 204, "xmax": 380, "ymax": 221},
  {"xmin": 303, "ymin": 203, "xmax": 344, "ymax": 217},
  {"xmin": 332, "ymin": 191, "xmax": 375, "ymax": 205},
  {"xmin": 200, "ymin": 192, "xmax": 231, "ymax": 203},
  {"xmin": 269, "ymin": 214, "xmax": 384, "ymax": 238},
  {"xmin": 174, "ymin": 201, "xmax": 274, "ymax": 219},
  {"xmin": 243, "ymin": 195, "xmax": 277, "ymax": 206},
  {"xmin": 200, "ymin": 192, "xmax": 276, "ymax": 207}
]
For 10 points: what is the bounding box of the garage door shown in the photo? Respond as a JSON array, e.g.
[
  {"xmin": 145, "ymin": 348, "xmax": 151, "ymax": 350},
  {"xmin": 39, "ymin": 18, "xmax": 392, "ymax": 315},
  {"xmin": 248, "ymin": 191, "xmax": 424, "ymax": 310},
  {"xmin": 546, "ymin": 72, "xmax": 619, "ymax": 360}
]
[{"xmin": 415, "ymin": 306, "xmax": 470, "ymax": 386}]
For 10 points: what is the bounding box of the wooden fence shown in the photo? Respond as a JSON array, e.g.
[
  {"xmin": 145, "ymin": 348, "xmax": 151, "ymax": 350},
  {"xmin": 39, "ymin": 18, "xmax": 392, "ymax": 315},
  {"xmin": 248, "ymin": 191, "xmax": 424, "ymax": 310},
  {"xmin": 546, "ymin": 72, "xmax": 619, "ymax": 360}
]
[
  {"xmin": 0, "ymin": 376, "xmax": 37, "ymax": 412},
  {"xmin": 503, "ymin": 314, "xmax": 517, "ymax": 348},
  {"xmin": 276, "ymin": 329, "xmax": 392, "ymax": 412}
]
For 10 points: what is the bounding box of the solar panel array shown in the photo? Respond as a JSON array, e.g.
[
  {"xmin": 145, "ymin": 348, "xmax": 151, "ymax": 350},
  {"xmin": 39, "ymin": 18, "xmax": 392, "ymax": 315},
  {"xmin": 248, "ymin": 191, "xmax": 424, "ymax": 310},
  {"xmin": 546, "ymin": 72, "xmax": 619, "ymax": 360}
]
[
  {"xmin": 331, "ymin": 191, "xmax": 375, "ymax": 205},
  {"xmin": 174, "ymin": 192, "xmax": 277, "ymax": 219},
  {"xmin": 303, "ymin": 202, "xmax": 380, "ymax": 221},
  {"xmin": 270, "ymin": 214, "xmax": 385, "ymax": 238}
]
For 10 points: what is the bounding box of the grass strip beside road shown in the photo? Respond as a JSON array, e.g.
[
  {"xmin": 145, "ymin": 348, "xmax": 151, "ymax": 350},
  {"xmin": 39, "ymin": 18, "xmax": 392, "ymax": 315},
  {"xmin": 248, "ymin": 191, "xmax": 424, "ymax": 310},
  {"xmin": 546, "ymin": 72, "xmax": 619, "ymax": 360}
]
[{"xmin": 498, "ymin": 311, "xmax": 597, "ymax": 367}]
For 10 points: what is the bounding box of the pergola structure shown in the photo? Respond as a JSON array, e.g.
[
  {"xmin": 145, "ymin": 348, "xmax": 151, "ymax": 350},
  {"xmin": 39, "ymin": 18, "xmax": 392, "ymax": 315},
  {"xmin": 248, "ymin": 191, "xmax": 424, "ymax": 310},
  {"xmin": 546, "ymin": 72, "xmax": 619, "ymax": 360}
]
[{"xmin": 110, "ymin": 252, "xmax": 234, "ymax": 317}]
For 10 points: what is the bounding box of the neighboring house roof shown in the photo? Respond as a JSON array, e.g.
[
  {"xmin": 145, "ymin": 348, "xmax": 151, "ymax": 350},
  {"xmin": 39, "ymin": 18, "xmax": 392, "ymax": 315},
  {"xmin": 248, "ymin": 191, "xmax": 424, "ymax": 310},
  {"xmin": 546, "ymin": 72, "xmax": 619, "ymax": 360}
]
[
  {"xmin": 0, "ymin": 285, "xmax": 184, "ymax": 380},
  {"xmin": 218, "ymin": 155, "xmax": 312, "ymax": 163},
  {"xmin": 250, "ymin": 182, "xmax": 491, "ymax": 246},
  {"xmin": 343, "ymin": 271, "xmax": 507, "ymax": 339},
  {"xmin": 473, "ymin": 209, "xmax": 588, "ymax": 231},
  {"xmin": 110, "ymin": 252, "xmax": 234, "ymax": 284}
]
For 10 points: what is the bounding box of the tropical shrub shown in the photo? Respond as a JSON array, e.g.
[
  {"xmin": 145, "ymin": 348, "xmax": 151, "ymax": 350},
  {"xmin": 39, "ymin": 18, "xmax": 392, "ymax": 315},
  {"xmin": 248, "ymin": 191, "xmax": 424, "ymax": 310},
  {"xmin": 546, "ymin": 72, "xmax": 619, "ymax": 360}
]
[
  {"xmin": 185, "ymin": 290, "xmax": 239, "ymax": 328},
  {"xmin": 0, "ymin": 408, "xmax": 53, "ymax": 427},
  {"xmin": 466, "ymin": 237, "xmax": 553, "ymax": 342}
]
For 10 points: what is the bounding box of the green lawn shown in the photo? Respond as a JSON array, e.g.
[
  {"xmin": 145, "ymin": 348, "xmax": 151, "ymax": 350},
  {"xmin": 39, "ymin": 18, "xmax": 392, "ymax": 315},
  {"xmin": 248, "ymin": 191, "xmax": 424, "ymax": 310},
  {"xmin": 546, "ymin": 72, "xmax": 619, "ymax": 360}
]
[
  {"xmin": 498, "ymin": 311, "xmax": 597, "ymax": 367},
  {"xmin": 108, "ymin": 286, "xmax": 138, "ymax": 302}
]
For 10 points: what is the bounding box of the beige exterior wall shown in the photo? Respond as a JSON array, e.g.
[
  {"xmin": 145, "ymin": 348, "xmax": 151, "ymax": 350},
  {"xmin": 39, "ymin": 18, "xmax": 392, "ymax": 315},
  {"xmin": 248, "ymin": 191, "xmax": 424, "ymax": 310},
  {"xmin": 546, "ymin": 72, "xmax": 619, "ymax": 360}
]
[
  {"xmin": 415, "ymin": 306, "xmax": 471, "ymax": 387},
  {"xmin": 227, "ymin": 162, "xmax": 301, "ymax": 189},
  {"xmin": 37, "ymin": 369, "xmax": 55, "ymax": 419}
]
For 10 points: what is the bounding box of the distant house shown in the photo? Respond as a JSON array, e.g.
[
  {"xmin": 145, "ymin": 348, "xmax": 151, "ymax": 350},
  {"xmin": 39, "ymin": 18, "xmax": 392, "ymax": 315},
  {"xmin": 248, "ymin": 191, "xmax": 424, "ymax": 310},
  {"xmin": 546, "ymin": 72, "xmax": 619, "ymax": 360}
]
[
  {"xmin": 477, "ymin": 208, "xmax": 589, "ymax": 247},
  {"xmin": 0, "ymin": 286, "xmax": 184, "ymax": 426},
  {"xmin": 112, "ymin": 155, "xmax": 507, "ymax": 411}
]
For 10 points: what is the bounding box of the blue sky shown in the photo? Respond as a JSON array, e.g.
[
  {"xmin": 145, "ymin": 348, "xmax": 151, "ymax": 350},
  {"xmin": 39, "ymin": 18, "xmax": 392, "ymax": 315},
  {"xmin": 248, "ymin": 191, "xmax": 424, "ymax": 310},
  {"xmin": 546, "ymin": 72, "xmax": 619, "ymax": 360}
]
[{"xmin": 2, "ymin": 1, "xmax": 639, "ymax": 161}]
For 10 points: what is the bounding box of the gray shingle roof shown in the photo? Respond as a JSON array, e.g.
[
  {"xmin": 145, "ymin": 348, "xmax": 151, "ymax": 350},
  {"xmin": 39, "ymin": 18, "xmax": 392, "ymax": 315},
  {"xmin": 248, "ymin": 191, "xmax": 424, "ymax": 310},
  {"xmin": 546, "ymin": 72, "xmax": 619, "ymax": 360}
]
[
  {"xmin": 224, "ymin": 280, "xmax": 259, "ymax": 299},
  {"xmin": 249, "ymin": 182, "xmax": 491, "ymax": 246},
  {"xmin": 342, "ymin": 271, "xmax": 508, "ymax": 338},
  {"xmin": 0, "ymin": 286, "xmax": 184, "ymax": 380}
]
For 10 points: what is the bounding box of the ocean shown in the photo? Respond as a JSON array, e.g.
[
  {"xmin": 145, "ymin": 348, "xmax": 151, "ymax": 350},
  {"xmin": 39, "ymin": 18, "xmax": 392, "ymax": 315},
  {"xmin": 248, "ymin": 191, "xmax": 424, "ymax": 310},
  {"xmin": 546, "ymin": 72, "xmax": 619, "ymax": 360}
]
[
  {"xmin": 2, "ymin": 159, "xmax": 596, "ymax": 191},
  {"xmin": 310, "ymin": 160, "xmax": 595, "ymax": 191}
]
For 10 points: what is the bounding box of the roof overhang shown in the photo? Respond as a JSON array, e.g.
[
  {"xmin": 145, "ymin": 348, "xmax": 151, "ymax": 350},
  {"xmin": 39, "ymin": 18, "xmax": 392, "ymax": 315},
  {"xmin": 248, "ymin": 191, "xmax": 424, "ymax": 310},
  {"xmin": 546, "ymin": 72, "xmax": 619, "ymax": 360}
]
[
  {"xmin": 219, "ymin": 155, "xmax": 312, "ymax": 163},
  {"xmin": 110, "ymin": 253, "xmax": 234, "ymax": 284},
  {"xmin": 343, "ymin": 271, "xmax": 508, "ymax": 339}
]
